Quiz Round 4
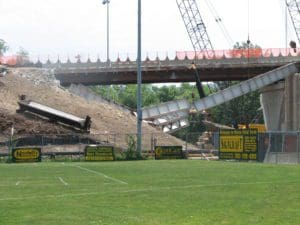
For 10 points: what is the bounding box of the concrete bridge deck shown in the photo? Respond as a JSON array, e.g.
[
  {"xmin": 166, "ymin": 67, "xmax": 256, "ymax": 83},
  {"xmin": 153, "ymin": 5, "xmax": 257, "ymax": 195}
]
[{"xmin": 41, "ymin": 48, "xmax": 300, "ymax": 85}]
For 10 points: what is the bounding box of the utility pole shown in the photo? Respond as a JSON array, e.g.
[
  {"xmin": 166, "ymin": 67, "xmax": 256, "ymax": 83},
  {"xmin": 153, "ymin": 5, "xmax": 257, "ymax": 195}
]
[
  {"xmin": 102, "ymin": 0, "xmax": 111, "ymax": 99},
  {"xmin": 137, "ymin": 0, "xmax": 142, "ymax": 156},
  {"xmin": 102, "ymin": 0, "xmax": 110, "ymax": 63}
]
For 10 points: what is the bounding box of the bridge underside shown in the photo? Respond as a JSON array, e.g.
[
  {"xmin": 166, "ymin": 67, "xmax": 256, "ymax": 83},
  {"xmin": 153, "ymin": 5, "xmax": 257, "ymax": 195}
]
[
  {"xmin": 43, "ymin": 53, "xmax": 300, "ymax": 86},
  {"xmin": 55, "ymin": 66, "xmax": 277, "ymax": 86}
]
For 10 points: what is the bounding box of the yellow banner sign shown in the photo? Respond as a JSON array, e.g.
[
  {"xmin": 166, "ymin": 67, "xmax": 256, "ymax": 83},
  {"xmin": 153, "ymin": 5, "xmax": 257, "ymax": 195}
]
[
  {"xmin": 12, "ymin": 148, "xmax": 41, "ymax": 163},
  {"xmin": 85, "ymin": 145, "xmax": 115, "ymax": 161},
  {"xmin": 155, "ymin": 146, "xmax": 184, "ymax": 160},
  {"xmin": 219, "ymin": 129, "xmax": 258, "ymax": 160}
]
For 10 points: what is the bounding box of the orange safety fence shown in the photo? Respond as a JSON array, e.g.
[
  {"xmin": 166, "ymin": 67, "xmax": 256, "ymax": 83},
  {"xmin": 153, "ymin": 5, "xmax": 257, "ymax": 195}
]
[
  {"xmin": 2, "ymin": 48, "xmax": 300, "ymax": 65},
  {"xmin": 0, "ymin": 55, "xmax": 20, "ymax": 66},
  {"xmin": 176, "ymin": 48, "xmax": 300, "ymax": 60}
]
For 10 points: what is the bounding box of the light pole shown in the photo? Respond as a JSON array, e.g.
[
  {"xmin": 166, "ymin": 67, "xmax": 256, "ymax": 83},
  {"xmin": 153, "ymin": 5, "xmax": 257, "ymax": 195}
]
[
  {"xmin": 102, "ymin": 0, "xmax": 110, "ymax": 100},
  {"xmin": 102, "ymin": 0, "xmax": 110, "ymax": 63},
  {"xmin": 137, "ymin": 0, "xmax": 142, "ymax": 156}
]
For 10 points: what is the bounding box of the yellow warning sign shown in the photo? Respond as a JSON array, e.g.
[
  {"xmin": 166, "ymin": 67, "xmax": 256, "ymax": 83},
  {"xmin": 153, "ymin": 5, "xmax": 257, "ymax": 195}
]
[{"xmin": 219, "ymin": 129, "xmax": 258, "ymax": 160}]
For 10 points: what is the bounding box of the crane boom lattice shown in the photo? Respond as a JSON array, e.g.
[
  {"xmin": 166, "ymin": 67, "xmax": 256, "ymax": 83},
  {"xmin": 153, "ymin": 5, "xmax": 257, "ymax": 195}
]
[
  {"xmin": 176, "ymin": 0, "xmax": 213, "ymax": 52},
  {"xmin": 286, "ymin": 0, "xmax": 300, "ymax": 43}
]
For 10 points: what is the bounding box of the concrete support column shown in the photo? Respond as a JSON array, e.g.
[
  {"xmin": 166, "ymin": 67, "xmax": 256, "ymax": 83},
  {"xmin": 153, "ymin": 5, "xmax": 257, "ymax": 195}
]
[
  {"xmin": 260, "ymin": 82, "xmax": 285, "ymax": 131},
  {"xmin": 285, "ymin": 75, "xmax": 294, "ymax": 130},
  {"xmin": 261, "ymin": 73, "xmax": 300, "ymax": 132},
  {"xmin": 285, "ymin": 73, "xmax": 300, "ymax": 130}
]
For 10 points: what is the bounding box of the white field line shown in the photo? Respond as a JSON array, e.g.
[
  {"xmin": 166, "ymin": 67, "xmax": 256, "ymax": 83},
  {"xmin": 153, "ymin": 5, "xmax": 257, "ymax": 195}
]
[
  {"xmin": 0, "ymin": 180, "xmax": 298, "ymax": 202},
  {"xmin": 58, "ymin": 177, "xmax": 68, "ymax": 186},
  {"xmin": 15, "ymin": 181, "xmax": 20, "ymax": 186},
  {"xmin": 75, "ymin": 165, "xmax": 128, "ymax": 185}
]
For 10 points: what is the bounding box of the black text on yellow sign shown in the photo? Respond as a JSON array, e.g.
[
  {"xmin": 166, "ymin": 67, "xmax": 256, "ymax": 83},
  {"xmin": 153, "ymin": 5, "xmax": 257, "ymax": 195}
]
[
  {"xmin": 220, "ymin": 136, "xmax": 244, "ymax": 152},
  {"xmin": 12, "ymin": 148, "xmax": 41, "ymax": 163},
  {"xmin": 85, "ymin": 145, "xmax": 115, "ymax": 161},
  {"xmin": 155, "ymin": 146, "xmax": 184, "ymax": 160},
  {"xmin": 219, "ymin": 129, "xmax": 258, "ymax": 160}
]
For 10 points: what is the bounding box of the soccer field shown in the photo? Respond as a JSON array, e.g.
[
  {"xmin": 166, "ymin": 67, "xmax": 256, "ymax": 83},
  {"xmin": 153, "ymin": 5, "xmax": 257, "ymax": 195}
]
[{"xmin": 0, "ymin": 160, "xmax": 300, "ymax": 225}]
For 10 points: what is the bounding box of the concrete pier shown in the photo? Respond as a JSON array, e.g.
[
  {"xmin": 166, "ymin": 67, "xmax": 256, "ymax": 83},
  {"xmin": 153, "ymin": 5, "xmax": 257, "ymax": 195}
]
[
  {"xmin": 261, "ymin": 73, "xmax": 300, "ymax": 131},
  {"xmin": 260, "ymin": 82, "xmax": 285, "ymax": 131},
  {"xmin": 285, "ymin": 74, "xmax": 300, "ymax": 130}
]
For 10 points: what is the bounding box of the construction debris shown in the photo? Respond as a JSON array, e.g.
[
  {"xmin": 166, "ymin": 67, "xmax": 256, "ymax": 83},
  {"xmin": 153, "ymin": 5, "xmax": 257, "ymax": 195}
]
[
  {"xmin": 0, "ymin": 108, "xmax": 73, "ymax": 136},
  {"xmin": 0, "ymin": 67, "xmax": 191, "ymax": 150},
  {"xmin": 17, "ymin": 97, "xmax": 91, "ymax": 132}
]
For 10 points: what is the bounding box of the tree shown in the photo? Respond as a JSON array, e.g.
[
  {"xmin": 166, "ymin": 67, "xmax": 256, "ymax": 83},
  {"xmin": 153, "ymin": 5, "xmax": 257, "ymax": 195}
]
[
  {"xmin": 16, "ymin": 47, "xmax": 30, "ymax": 65},
  {"xmin": 210, "ymin": 90, "xmax": 263, "ymax": 126},
  {"xmin": 17, "ymin": 47, "xmax": 29, "ymax": 58},
  {"xmin": 0, "ymin": 39, "xmax": 9, "ymax": 56},
  {"xmin": 91, "ymin": 84, "xmax": 159, "ymax": 109},
  {"xmin": 233, "ymin": 41, "xmax": 260, "ymax": 49}
]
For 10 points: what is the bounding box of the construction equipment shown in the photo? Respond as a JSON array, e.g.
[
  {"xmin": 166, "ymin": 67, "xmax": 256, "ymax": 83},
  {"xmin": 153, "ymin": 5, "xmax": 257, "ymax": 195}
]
[
  {"xmin": 17, "ymin": 97, "xmax": 91, "ymax": 132},
  {"xmin": 176, "ymin": 0, "xmax": 212, "ymax": 98},
  {"xmin": 176, "ymin": 0, "xmax": 213, "ymax": 53},
  {"xmin": 286, "ymin": 0, "xmax": 300, "ymax": 44}
]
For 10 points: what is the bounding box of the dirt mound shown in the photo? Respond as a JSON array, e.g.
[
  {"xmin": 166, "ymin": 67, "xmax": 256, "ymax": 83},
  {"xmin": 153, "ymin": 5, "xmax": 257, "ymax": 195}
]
[{"xmin": 0, "ymin": 68, "xmax": 189, "ymax": 149}]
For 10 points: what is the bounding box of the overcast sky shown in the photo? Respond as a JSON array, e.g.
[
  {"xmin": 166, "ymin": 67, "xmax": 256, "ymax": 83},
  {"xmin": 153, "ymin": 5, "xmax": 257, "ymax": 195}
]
[{"xmin": 0, "ymin": 0, "xmax": 297, "ymax": 62}]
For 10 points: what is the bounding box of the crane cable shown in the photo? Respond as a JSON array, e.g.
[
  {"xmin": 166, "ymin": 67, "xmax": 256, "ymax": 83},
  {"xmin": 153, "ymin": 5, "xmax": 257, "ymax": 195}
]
[
  {"xmin": 247, "ymin": 0, "xmax": 250, "ymax": 79},
  {"xmin": 203, "ymin": 0, "xmax": 234, "ymax": 48}
]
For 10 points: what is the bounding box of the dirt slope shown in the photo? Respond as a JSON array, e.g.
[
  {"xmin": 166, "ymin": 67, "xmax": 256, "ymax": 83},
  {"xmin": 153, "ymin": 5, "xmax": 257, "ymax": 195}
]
[{"xmin": 0, "ymin": 68, "xmax": 188, "ymax": 150}]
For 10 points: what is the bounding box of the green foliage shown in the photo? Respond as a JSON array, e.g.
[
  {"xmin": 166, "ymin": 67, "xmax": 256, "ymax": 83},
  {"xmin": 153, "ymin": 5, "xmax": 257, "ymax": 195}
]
[
  {"xmin": 118, "ymin": 85, "xmax": 137, "ymax": 108},
  {"xmin": 91, "ymin": 84, "xmax": 159, "ymax": 109},
  {"xmin": 233, "ymin": 41, "xmax": 261, "ymax": 49},
  {"xmin": 124, "ymin": 134, "xmax": 142, "ymax": 160},
  {"xmin": 16, "ymin": 47, "xmax": 29, "ymax": 58},
  {"xmin": 153, "ymin": 85, "xmax": 179, "ymax": 102},
  {"xmin": 0, "ymin": 39, "xmax": 9, "ymax": 56},
  {"xmin": 211, "ymin": 84, "xmax": 263, "ymax": 126}
]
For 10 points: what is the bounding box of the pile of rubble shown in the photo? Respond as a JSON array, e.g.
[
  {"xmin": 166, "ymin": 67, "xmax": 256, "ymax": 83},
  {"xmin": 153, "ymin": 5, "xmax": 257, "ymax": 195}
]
[{"xmin": 12, "ymin": 68, "xmax": 60, "ymax": 87}]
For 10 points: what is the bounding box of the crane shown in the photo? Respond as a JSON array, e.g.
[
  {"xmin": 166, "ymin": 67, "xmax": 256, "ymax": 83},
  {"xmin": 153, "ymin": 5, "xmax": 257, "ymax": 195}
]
[
  {"xmin": 176, "ymin": 0, "xmax": 213, "ymax": 98},
  {"xmin": 176, "ymin": 0, "xmax": 213, "ymax": 53},
  {"xmin": 286, "ymin": 0, "xmax": 300, "ymax": 44},
  {"xmin": 176, "ymin": 0, "xmax": 232, "ymax": 96}
]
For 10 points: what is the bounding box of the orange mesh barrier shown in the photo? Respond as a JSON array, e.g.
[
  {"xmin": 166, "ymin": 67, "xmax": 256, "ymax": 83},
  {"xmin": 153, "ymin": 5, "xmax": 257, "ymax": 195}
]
[
  {"xmin": 176, "ymin": 48, "xmax": 299, "ymax": 60},
  {"xmin": 0, "ymin": 56, "xmax": 19, "ymax": 66}
]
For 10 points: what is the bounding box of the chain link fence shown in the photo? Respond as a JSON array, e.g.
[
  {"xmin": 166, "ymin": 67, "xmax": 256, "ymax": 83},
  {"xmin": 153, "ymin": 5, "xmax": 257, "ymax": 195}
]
[
  {"xmin": 1, "ymin": 131, "xmax": 300, "ymax": 163},
  {"xmin": 0, "ymin": 132, "xmax": 190, "ymax": 162},
  {"xmin": 259, "ymin": 132, "xmax": 300, "ymax": 164},
  {"xmin": 185, "ymin": 131, "xmax": 300, "ymax": 164}
]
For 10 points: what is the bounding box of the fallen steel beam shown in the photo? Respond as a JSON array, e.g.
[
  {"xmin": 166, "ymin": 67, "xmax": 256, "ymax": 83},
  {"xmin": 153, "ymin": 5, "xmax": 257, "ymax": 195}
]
[{"xmin": 17, "ymin": 100, "xmax": 91, "ymax": 132}]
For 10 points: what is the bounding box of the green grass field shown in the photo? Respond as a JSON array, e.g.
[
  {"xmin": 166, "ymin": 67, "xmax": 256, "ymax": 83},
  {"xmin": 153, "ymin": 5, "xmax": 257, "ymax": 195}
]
[{"xmin": 0, "ymin": 160, "xmax": 300, "ymax": 225}]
